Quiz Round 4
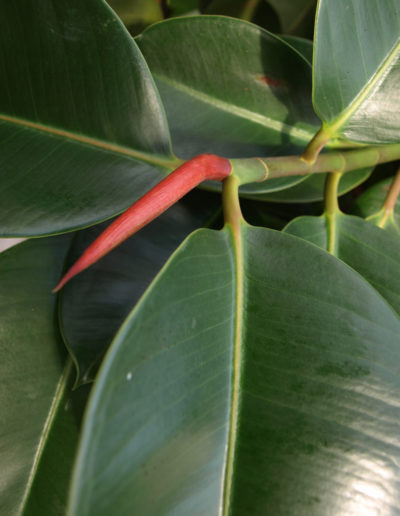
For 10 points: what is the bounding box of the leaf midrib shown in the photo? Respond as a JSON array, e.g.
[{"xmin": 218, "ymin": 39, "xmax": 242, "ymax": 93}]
[
  {"xmin": 221, "ymin": 222, "xmax": 245, "ymax": 515},
  {"xmin": 324, "ymin": 38, "xmax": 400, "ymax": 135},
  {"xmin": 19, "ymin": 360, "xmax": 72, "ymax": 515},
  {"xmin": 154, "ymin": 74, "xmax": 317, "ymax": 144},
  {"xmin": 0, "ymin": 113, "xmax": 180, "ymax": 170}
]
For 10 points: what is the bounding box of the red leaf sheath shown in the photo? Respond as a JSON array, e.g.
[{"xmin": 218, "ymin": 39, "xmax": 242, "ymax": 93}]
[{"xmin": 53, "ymin": 154, "xmax": 231, "ymax": 292}]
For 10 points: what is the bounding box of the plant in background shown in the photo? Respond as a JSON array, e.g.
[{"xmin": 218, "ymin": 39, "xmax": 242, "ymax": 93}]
[{"xmin": 1, "ymin": 0, "xmax": 400, "ymax": 514}]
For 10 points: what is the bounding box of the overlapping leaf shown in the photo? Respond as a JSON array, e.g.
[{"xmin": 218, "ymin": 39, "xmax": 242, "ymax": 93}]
[
  {"xmin": 313, "ymin": 0, "xmax": 400, "ymax": 143},
  {"xmin": 136, "ymin": 16, "xmax": 319, "ymax": 194},
  {"xmin": 0, "ymin": 235, "xmax": 88, "ymax": 516},
  {"xmin": 59, "ymin": 192, "xmax": 220, "ymax": 385},
  {"xmin": 0, "ymin": 0, "xmax": 175, "ymax": 236},
  {"xmin": 68, "ymin": 224, "xmax": 400, "ymax": 514},
  {"xmin": 285, "ymin": 213, "xmax": 400, "ymax": 313}
]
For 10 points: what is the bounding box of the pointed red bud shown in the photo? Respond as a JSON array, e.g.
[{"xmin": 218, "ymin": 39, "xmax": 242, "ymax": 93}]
[{"xmin": 53, "ymin": 154, "xmax": 231, "ymax": 292}]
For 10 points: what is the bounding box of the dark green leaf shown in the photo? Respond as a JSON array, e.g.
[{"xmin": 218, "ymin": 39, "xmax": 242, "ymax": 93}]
[
  {"xmin": 285, "ymin": 213, "xmax": 400, "ymax": 313},
  {"xmin": 69, "ymin": 225, "xmax": 400, "ymax": 514},
  {"xmin": 313, "ymin": 0, "xmax": 400, "ymax": 143},
  {"xmin": 0, "ymin": 235, "xmax": 85, "ymax": 516},
  {"xmin": 267, "ymin": 0, "xmax": 315, "ymax": 34},
  {"xmin": 0, "ymin": 0, "xmax": 175, "ymax": 236},
  {"xmin": 281, "ymin": 35, "xmax": 313, "ymax": 65},
  {"xmin": 136, "ymin": 16, "xmax": 320, "ymax": 194},
  {"xmin": 60, "ymin": 192, "xmax": 220, "ymax": 385}
]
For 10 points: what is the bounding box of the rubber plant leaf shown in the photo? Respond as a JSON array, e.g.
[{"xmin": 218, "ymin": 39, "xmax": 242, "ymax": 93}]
[
  {"xmin": 136, "ymin": 15, "xmax": 321, "ymax": 195},
  {"xmin": 284, "ymin": 213, "xmax": 400, "ymax": 313},
  {"xmin": 68, "ymin": 225, "xmax": 400, "ymax": 514},
  {"xmin": 313, "ymin": 0, "xmax": 400, "ymax": 144},
  {"xmin": 59, "ymin": 190, "xmax": 222, "ymax": 386},
  {"xmin": 0, "ymin": 235, "xmax": 88, "ymax": 516},
  {"xmin": 0, "ymin": 0, "xmax": 176, "ymax": 237}
]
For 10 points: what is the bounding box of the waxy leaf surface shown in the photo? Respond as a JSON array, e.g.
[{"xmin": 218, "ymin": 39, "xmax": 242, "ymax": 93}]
[
  {"xmin": 69, "ymin": 225, "xmax": 400, "ymax": 514},
  {"xmin": 0, "ymin": 0, "xmax": 174, "ymax": 236},
  {"xmin": 60, "ymin": 192, "xmax": 220, "ymax": 385},
  {"xmin": 137, "ymin": 16, "xmax": 320, "ymax": 194},
  {"xmin": 313, "ymin": 0, "xmax": 400, "ymax": 143},
  {"xmin": 0, "ymin": 235, "xmax": 85, "ymax": 516},
  {"xmin": 285, "ymin": 213, "xmax": 400, "ymax": 313}
]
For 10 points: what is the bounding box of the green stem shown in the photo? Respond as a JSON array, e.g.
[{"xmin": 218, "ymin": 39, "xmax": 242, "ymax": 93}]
[
  {"xmin": 377, "ymin": 165, "xmax": 400, "ymax": 228},
  {"xmin": 241, "ymin": 0, "xmax": 260, "ymax": 21},
  {"xmin": 324, "ymin": 171, "xmax": 343, "ymax": 255},
  {"xmin": 231, "ymin": 143, "xmax": 400, "ymax": 183},
  {"xmin": 223, "ymin": 175, "xmax": 243, "ymax": 230},
  {"xmin": 301, "ymin": 126, "xmax": 334, "ymax": 164},
  {"xmin": 324, "ymin": 171, "xmax": 342, "ymax": 216}
]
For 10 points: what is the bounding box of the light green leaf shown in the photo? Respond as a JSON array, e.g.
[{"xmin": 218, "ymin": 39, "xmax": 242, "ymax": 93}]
[
  {"xmin": 137, "ymin": 16, "xmax": 320, "ymax": 194},
  {"xmin": 0, "ymin": 235, "xmax": 86, "ymax": 516},
  {"xmin": 0, "ymin": 0, "xmax": 176, "ymax": 237},
  {"xmin": 313, "ymin": 0, "xmax": 400, "ymax": 143},
  {"xmin": 69, "ymin": 224, "xmax": 400, "ymax": 514},
  {"xmin": 285, "ymin": 213, "xmax": 400, "ymax": 313}
]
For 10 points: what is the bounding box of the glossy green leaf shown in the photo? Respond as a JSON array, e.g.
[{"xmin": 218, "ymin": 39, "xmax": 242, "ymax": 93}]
[
  {"xmin": 313, "ymin": 0, "xmax": 400, "ymax": 143},
  {"xmin": 136, "ymin": 16, "xmax": 320, "ymax": 194},
  {"xmin": 0, "ymin": 235, "xmax": 85, "ymax": 516},
  {"xmin": 69, "ymin": 224, "xmax": 400, "ymax": 514},
  {"xmin": 285, "ymin": 213, "xmax": 400, "ymax": 313},
  {"xmin": 60, "ymin": 192, "xmax": 220, "ymax": 386},
  {"xmin": 0, "ymin": 0, "xmax": 175, "ymax": 237},
  {"xmin": 281, "ymin": 35, "xmax": 313, "ymax": 65}
]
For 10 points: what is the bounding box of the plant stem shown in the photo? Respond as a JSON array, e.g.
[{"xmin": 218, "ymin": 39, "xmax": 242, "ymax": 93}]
[
  {"xmin": 230, "ymin": 143, "xmax": 400, "ymax": 183},
  {"xmin": 377, "ymin": 165, "xmax": 400, "ymax": 228},
  {"xmin": 324, "ymin": 171, "xmax": 342, "ymax": 255},
  {"xmin": 223, "ymin": 175, "xmax": 243, "ymax": 231},
  {"xmin": 324, "ymin": 171, "xmax": 342, "ymax": 216},
  {"xmin": 241, "ymin": 0, "xmax": 260, "ymax": 21},
  {"xmin": 301, "ymin": 126, "xmax": 333, "ymax": 164},
  {"xmin": 54, "ymin": 154, "xmax": 231, "ymax": 291}
]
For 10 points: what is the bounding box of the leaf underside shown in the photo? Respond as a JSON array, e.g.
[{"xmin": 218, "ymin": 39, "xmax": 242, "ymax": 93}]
[{"xmin": 313, "ymin": 0, "xmax": 400, "ymax": 143}]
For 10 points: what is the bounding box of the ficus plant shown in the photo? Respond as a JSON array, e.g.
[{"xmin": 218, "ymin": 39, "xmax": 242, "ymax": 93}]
[{"xmin": 1, "ymin": 0, "xmax": 400, "ymax": 514}]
